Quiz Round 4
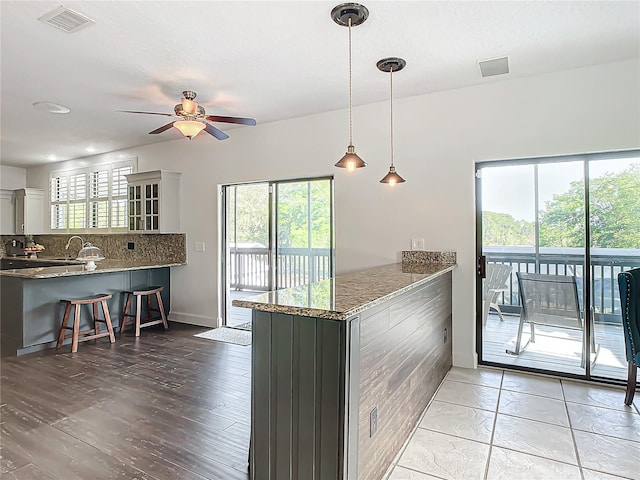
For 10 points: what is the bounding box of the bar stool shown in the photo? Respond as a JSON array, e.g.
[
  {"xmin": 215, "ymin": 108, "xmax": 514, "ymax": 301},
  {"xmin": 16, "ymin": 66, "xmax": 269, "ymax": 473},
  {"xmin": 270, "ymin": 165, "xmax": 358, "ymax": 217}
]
[
  {"xmin": 57, "ymin": 294, "xmax": 116, "ymax": 353},
  {"xmin": 120, "ymin": 286, "xmax": 168, "ymax": 337}
]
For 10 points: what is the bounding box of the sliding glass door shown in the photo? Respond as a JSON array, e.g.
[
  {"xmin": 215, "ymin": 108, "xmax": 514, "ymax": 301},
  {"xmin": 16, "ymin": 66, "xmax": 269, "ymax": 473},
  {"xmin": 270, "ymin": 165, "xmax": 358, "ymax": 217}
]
[
  {"xmin": 588, "ymin": 157, "xmax": 640, "ymax": 381},
  {"xmin": 477, "ymin": 151, "xmax": 640, "ymax": 383},
  {"xmin": 221, "ymin": 177, "xmax": 334, "ymax": 327}
]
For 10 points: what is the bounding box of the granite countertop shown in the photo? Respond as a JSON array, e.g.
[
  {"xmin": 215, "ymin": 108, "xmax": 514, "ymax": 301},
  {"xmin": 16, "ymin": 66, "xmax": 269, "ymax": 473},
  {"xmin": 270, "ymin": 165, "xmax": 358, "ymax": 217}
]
[
  {"xmin": 0, "ymin": 257, "xmax": 186, "ymax": 279},
  {"xmin": 232, "ymin": 262, "xmax": 456, "ymax": 321}
]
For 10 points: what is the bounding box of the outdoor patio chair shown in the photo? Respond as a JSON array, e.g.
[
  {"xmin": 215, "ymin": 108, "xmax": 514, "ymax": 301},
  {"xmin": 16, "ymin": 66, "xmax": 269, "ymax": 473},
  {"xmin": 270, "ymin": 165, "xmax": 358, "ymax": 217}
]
[
  {"xmin": 617, "ymin": 267, "xmax": 640, "ymax": 406},
  {"xmin": 482, "ymin": 263, "xmax": 513, "ymax": 326},
  {"xmin": 507, "ymin": 272, "xmax": 595, "ymax": 367}
]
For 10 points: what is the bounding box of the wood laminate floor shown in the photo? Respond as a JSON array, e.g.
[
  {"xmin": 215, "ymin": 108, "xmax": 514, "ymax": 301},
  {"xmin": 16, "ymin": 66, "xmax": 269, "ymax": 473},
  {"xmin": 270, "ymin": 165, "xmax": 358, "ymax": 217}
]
[{"xmin": 0, "ymin": 323, "xmax": 251, "ymax": 480}]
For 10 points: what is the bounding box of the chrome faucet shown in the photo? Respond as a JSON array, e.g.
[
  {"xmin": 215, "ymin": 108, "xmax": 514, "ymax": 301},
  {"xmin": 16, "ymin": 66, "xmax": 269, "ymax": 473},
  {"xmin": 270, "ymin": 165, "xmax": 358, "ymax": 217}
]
[{"xmin": 65, "ymin": 236, "xmax": 85, "ymax": 258}]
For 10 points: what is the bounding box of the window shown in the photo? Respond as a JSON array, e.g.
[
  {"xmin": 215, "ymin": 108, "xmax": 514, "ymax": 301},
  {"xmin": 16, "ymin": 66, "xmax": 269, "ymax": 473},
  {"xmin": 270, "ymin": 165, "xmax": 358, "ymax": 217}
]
[{"xmin": 50, "ymin": 159, "xmax": 136, "ymax": 231}]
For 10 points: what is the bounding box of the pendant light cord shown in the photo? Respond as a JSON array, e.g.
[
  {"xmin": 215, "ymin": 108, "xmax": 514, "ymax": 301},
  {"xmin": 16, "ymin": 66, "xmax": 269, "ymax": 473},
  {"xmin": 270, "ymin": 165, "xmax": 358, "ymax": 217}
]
[
  {"xmin": 348, "ymin": 18, "xmax": 353, "ymax": 146},
  {"xmin": 390, "ymin": 67, "xmax": 394, "ymax": 167}
]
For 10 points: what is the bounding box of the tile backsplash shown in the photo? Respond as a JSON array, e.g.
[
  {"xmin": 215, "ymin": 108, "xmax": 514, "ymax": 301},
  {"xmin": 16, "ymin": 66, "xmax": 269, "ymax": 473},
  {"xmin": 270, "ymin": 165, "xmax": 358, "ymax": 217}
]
[
  {"xmin": 1, "ymin": 234, "xmax": 186, "ymax": 264},
  {"xmin": 402, "ymin": 250, "xmax": 457, "ymax": 265}
]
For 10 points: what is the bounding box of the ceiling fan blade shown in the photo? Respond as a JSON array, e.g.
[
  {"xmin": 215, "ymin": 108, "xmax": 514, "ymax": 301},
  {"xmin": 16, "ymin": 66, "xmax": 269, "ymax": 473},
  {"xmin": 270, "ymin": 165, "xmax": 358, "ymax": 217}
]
[
  {"xmin": 205, "ymin": 115, "xmax": 256, "ymax": 126},
  {"xmin": 204, "ymin": 122, "xmax": 230, "ymax": 140},
  {"xmin": 117, "ymin": 110, "xmax": 176, "ymax": 117},
  {"xmin": 149, "ymin": 122, "xmax": 175, "ymax": 135}
]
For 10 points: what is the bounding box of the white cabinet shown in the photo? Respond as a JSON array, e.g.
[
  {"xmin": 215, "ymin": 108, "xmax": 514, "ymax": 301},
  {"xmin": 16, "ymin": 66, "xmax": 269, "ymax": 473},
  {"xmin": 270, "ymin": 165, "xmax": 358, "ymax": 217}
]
[
  {"xmin": 0, "ymin": 189, "xmax": 14, "ymax": 234},
  {"xmin": 125, "ymin": 170, "xmax": 181, "ymax": 233},
  {"xmin": 14, "ymin": 188, "xmax": 44, "ymax": 234}
]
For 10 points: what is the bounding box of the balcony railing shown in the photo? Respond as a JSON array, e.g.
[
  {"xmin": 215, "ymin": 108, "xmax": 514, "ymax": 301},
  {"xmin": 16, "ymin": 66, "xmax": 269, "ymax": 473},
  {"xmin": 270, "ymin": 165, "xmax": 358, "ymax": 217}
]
[
  {"xmin": 229, "ymin": 247, "xmax": 332, "ymax": 291},
  {"xmin": 485, "ymin": 246, "xmax": 640, "ymax": 323}
]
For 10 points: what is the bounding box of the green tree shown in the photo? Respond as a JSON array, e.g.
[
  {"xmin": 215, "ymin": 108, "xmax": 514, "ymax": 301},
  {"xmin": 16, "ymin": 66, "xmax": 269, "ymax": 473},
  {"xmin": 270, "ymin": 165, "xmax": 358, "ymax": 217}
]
[
  {"xmin": 483, "ymin": 211, "xmax": 534, "ymax": 246},
  {"xmin": 230, "ymin": 184, "xmax": 269, "ymax": 246},
  {"xmin": 540, "ymin": 164, "xmax": 640, "ymax": 248},
  {"xmin": 230, "ymin": 180, "xmax": 332, "ymax": 249},
  {"xmin": 277, "ymin": 180, "xmax": 331, "ymax": 248}
]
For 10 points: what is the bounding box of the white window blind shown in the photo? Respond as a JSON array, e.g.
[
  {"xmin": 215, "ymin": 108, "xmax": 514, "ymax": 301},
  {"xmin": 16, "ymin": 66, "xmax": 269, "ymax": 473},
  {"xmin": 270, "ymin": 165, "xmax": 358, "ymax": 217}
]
[
  {"xmin": 49, "ymin": 159, "xmax": 136, "ymax": 231},
  {"xmin": 111, "ymin": 164, "xmax": 133, "ymax": 228}
]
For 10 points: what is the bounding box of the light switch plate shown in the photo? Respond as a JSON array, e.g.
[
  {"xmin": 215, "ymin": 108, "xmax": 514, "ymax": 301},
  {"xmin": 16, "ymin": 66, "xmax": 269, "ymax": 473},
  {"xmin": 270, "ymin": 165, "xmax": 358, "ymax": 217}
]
[
  {"xmin": 411, "ymin": 238, "xmax": 425, "ymax": 251},
  {"xmin": 194, "ymin": 241, "xmax": 205, "ymax": 252}
]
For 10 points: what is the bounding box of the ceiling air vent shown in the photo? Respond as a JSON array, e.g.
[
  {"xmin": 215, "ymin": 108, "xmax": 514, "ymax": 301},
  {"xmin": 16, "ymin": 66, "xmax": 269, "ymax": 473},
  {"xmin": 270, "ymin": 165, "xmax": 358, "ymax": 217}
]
[
  {"xmin": 38, "ymin": 5, "xmax": 95, "ymax": 34},
  {"xmin": 478, "ymin": 56, "xmax": 509, "ymax": 78}
]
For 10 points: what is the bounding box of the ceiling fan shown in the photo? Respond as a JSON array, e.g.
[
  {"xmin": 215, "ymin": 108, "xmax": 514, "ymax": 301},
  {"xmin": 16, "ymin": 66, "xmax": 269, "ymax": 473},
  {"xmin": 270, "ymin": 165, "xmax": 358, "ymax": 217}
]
[{"xmin": 118, "ymin": 90, "xmax": 256, "ymax": 140}]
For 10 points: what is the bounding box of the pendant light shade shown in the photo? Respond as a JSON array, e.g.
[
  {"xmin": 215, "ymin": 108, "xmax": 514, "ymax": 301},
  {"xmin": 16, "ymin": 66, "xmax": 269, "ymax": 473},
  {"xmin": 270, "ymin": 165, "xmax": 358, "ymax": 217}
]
[
  {"xmin": 379, "ymin": 165, "xmax": 405, "ymax": 186},
  {"xmin": 377, "ymin": 57, "xmax": 406, "ymax": 185},
  {"xmin": 335, "ymin": 145, "xmax": 367, "ymax": 170},
  {"xmin": 173, "ymin": 120, "xmax": 205, "ymax": 139},
  {"xmin": 332, "ymin": 3, "xmax": 369, "ymax": 170}
]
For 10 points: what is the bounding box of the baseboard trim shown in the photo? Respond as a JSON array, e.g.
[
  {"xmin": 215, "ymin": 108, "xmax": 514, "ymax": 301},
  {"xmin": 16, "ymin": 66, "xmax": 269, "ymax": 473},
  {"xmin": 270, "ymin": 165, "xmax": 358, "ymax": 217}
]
[
  {"xmin": 169, "ymin": 311, "xmax": 217, "ymax": 328},
  {"xmin": 453, "ymin": 350, "xmax": 477, "ymax": 369}
]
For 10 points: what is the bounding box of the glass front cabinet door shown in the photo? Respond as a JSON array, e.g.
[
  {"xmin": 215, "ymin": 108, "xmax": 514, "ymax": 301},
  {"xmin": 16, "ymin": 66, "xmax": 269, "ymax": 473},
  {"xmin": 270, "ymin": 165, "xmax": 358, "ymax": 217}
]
[{"xmin": 125, "ymin": 171, "xmax": 181, "ymax": 233}]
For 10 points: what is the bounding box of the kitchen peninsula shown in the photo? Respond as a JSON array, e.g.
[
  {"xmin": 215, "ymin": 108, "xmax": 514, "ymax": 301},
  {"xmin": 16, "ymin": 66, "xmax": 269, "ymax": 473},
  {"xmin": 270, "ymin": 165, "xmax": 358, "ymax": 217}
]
[
  {"xmin": 233, "ymin": 251, "xmax": 456, "ymax": 480},
  {"xmin": 0, "ymin": 233, "xmax": 186, "ymax": 356}
]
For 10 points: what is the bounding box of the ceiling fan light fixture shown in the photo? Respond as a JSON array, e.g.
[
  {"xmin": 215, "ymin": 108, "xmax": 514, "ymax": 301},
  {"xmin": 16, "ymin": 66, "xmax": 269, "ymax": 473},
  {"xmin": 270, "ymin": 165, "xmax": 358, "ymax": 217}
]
[
  {"xmin": 335, "ymin": 145, "xmax": 367, "ymax": 170},
  {"xmin": 332, "ymin": 3, "xmax": 369, "ymax": 171},
  {"xmin": 174, "ymin": 120, "xmax": 205, "ymax": 139},
  {"xmin": 181, "ymin": 98, "xmax": 198, "ymax": 115}
]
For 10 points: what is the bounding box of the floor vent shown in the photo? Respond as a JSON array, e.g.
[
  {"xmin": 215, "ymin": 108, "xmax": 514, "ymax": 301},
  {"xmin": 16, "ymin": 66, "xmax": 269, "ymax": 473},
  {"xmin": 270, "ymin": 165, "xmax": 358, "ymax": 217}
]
[{"xmin": 38, "ymin": 5, "xmax": 95, "ymax": 34}]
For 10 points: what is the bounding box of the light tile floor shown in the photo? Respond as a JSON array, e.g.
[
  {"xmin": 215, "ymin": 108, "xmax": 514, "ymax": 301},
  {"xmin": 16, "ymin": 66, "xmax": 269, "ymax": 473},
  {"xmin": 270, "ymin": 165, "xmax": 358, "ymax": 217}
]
[{"xmin": 386, "ymin": 367, "xmax": 640, "ymax": 480}]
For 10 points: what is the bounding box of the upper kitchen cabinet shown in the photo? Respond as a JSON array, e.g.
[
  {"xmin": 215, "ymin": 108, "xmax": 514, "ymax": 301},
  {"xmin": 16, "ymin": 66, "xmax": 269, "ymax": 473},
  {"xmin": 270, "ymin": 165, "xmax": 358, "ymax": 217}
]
[
  {"xmin": 126, "ymin": 170, "xmax": 181, "ymax": 233},
  {"xmin": 0, "ymin": 189, "xmax": 14, "ymax": 234},
  {"xmin": 14, "ymin": 188, "xmax": 44, "ymax": 234}
]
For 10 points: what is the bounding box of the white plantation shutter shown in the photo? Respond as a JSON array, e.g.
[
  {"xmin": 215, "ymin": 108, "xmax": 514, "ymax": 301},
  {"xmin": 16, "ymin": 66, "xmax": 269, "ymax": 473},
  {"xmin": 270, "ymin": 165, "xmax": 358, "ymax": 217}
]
[
  {"xmin": 49, "ymin": 158, "xmax": 136, "ymax": 231},
  {"xmin": 111, "ymin": 165, "xmax": 133, "ymax": 228},
  {"xmin": 50, "ymin": 175, "xmax": 68, "ymax": 229},
  {"xmin": 69, "ymin": 172, "xmax": 87, "ymax": 228},
  {"xmin": 89, "ymin": 169, "xmax": 109, "ymax": 228}
]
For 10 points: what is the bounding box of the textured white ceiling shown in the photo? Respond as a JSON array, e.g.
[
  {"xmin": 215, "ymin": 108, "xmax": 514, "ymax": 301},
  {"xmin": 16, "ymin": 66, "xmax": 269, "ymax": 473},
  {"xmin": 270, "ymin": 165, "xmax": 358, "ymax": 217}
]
[{"xmin": 1, "ymin": 1, "xmax": 639, "ymax": 167}]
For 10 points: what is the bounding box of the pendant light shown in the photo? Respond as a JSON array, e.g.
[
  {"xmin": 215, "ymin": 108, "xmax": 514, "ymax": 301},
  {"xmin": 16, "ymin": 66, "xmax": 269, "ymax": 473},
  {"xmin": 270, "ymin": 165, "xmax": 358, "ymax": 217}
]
[
  {"xmin": 332, "ymin": 3, "xmax": 369, "ymax": 171},
  {"xmin": 377, "ymin": 57, "xmax": 406, "ymax": 186}
]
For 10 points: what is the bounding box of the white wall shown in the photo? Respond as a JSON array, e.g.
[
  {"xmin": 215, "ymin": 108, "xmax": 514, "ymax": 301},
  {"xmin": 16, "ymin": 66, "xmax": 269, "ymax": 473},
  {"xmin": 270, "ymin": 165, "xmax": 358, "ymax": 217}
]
[
  {"xmin": 0, "ymin": 165, "xmax": 26, "ymax": 189},
  {"xmin": 26, "ymin": 59, "xmax": 640, "ymax": 368}
]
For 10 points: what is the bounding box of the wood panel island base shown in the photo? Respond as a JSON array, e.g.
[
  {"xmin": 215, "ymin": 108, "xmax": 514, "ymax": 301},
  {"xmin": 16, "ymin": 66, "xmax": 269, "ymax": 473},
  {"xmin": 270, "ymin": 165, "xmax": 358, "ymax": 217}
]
[{"xmin": 233, "ymin": 253, "xmax": 456, "ymax": 480}]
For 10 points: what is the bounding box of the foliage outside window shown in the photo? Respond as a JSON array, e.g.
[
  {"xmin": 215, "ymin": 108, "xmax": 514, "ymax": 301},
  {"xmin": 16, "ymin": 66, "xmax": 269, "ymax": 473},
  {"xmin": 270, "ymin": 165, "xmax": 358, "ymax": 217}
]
[
  {"xmin": 50, "ymin": 159, "xmax": 135, "ymax": 231},
  {"xmin": 483, "ymin": 162, "xmax": 640, "ymax": 249}
]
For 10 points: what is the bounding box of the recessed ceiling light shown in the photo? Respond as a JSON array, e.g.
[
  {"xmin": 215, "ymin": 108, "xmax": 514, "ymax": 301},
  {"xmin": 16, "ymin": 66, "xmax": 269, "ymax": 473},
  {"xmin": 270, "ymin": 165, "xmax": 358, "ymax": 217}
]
[
  {"xmin": 33, "ymin": 101, "xmax": 71, "ymax": 114},
  {"xmin": 47, "ymin": 154, "xmax": 57, "ymax": 161},
  {"xmin": 86, "ymin": 146, "xmax": 96, "ymax": 153}
]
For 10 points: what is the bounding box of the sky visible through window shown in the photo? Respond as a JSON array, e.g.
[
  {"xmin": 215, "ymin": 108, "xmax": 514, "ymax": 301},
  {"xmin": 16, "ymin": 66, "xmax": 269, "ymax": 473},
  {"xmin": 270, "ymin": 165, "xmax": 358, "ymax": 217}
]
[{"xmin": 482, "ymin": 157, "xmax": 638, "ymax": 222}]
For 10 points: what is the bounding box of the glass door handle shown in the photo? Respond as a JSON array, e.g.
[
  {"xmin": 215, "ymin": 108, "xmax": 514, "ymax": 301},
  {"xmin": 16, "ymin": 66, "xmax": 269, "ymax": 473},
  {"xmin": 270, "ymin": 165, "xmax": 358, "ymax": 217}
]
[{"xmin": 477, "ymin": 255, "xmax": 487, "ymax": 278}]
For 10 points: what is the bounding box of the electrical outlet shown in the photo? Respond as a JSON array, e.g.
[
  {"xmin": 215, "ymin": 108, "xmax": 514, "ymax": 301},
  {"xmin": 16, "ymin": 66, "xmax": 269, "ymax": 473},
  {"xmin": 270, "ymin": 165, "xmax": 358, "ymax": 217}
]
[
  {"xmin": 127, "ymin": 242, "xmax": 134, "ymax": 250},
  {"xmin": 194, "ymin": 241, "xmax": 205, "ymax": 252},
  {"xmin": 443, "ymin": 327, "xmax": 448, "ymax": 344},
  {"xmin": 411, "ymin": 238, "xmax": 425, "ymax": 251},
  {"xmin": 370, "ymin": 407, "xmax": 378, "ymax": 437}
]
